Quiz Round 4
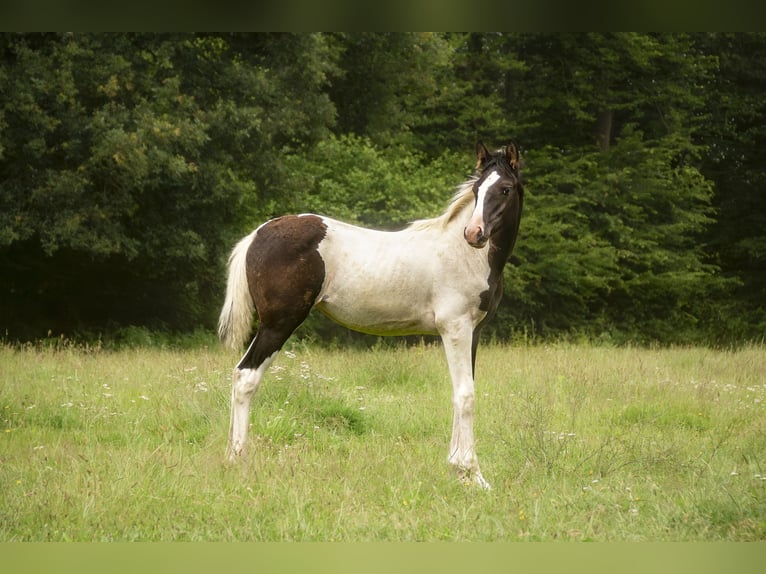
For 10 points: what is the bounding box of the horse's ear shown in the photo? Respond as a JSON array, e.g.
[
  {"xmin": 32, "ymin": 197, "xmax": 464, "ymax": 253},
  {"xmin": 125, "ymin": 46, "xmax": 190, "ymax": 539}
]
[
  {"xmin": 475, "ymin": 142, "xmax": 492, "ymax": 169},
  {"xmin": 504, "ymin": 142, "xmax": 520, "ymax": 172}
]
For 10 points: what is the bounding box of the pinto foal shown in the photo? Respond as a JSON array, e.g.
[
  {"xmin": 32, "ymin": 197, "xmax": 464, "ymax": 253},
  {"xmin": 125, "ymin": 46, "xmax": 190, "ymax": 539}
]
[{"xmin": 218, "ymin": 142, "xmax": 523, "ymax": 488}]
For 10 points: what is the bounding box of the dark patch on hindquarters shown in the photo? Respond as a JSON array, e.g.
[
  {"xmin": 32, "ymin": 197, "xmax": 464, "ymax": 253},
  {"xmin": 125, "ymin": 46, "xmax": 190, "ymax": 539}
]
[{"xmin": 237, "ymin": 215, "xmax": 327, "ymax": 369}]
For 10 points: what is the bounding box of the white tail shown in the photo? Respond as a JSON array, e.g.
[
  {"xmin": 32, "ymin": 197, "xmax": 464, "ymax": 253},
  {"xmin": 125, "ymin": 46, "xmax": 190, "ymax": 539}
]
[{"xmin": 218, "ymin": 230, "xmax": 257, "ymax": 350}]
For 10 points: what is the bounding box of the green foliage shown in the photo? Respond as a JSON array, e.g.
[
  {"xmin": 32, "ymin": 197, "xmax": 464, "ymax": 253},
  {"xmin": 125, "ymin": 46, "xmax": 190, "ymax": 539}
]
[
  {"xmin": 281, "ymin": 134, "xmax": 467, "ymax": 229},
  {"xmin": 490, "ymin": 126, "xmax": 728, "ymax": 343},
  {"xmin": 0, "ymin": 33, "xmax": 336, "ymax": 337},
  {"xmin": 328, "ymin": 33, "xmax": 455, "ymax": 151},
  {"xmin": 472, "ymin": 33, "xmax": 731, "ymax": 343},
  {"xmin": 698, "ymin": 32, "xmax": 766, "ymax": 340},
  {"xmin": 0, "ymin": 33, "xmax": 763, "ymax": 344}
]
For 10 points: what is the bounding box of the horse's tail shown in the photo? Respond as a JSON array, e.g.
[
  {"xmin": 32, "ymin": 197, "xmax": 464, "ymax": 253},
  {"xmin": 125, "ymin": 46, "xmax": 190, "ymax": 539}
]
[{"xmin": 218, "ymin": 230, "xmax": 257, "ymax": 350}]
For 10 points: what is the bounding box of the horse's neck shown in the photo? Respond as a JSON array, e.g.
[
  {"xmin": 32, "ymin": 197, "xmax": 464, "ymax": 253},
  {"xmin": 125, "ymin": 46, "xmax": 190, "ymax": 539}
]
[
  {"xmin": 487, "ymin": 210, "xmax": 522, "ymax": 278},
  {"xmin": 406, "ymin": 182, "xmax": 476, "ymax": 233},
  {"xmin": 406, "ymin": 201, "xmax": 473, "ymax": 243}
]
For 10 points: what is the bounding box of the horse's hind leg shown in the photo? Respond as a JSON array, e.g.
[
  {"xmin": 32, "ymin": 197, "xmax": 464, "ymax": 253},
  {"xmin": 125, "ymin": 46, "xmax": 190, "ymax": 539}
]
[
  {"xmin": 225, "ymin": 215, "xmax": 328, "ymax": 461},
  {"xmin": 226, "ymin": 324, "xmax": 296, "ymax": 462}
]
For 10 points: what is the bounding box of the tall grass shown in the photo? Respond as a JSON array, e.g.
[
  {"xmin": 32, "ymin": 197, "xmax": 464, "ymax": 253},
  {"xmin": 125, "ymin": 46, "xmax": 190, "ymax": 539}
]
[{"xmin": 1, "ymin": 340, "xmax": 764, "ymax": 540}]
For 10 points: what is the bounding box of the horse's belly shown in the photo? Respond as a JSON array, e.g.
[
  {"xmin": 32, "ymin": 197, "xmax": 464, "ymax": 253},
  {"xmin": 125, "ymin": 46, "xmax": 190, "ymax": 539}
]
[{"xmin": 314, "ymin": 290, "xmax": 437, "ymax": 336}]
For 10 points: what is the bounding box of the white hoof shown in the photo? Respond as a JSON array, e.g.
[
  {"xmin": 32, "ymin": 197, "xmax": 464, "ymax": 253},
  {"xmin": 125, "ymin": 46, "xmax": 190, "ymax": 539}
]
[
  {"xmin": 225, "ymin": 444, "xmax": 243, "ymax": 464},
  {"xmin": 473, "ymin": 472, "xmax": 492, "ymax": 490},
  {"xmin": 457, "ymin": 467, "xmax": 492, "ymax": 490}
]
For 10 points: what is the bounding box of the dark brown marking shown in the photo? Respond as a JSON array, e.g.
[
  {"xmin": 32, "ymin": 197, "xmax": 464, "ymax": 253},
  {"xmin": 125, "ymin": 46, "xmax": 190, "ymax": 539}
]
[
  {"xmin": 236, "ymin": 215, "xmax": 327, "ymax": 369},
  {"xmin": 472, "ymin": 144, "xmax": 524, "ymax": 374},
  {"xmin": 473, "ymin": 144, "xmax": 524, "ymax": 309}
]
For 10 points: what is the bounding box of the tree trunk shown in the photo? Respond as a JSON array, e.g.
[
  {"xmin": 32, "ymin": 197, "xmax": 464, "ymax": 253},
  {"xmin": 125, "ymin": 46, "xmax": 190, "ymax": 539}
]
[{"xmin": 595, "ymin": 109, "xmax": 613, "ymax": 152}]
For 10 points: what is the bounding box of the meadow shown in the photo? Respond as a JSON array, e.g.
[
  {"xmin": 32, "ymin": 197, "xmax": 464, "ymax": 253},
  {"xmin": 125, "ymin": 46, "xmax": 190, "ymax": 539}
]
[{"xmin": 1, "ymin": 339, "xmax": 765, "ymax": 541}]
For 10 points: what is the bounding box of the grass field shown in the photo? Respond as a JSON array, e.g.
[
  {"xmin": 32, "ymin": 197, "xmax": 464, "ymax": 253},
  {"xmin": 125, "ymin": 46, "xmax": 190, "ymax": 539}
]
[{"xmin": 1, "ymin": 339, "xmax": 765, "ymax": 541}]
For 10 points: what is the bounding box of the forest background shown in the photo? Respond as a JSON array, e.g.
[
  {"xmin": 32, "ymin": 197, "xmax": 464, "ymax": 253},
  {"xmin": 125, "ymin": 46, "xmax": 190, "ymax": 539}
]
[{"xmin": 1, "ymin": 32, "xmax": 764, "ymax": 346}]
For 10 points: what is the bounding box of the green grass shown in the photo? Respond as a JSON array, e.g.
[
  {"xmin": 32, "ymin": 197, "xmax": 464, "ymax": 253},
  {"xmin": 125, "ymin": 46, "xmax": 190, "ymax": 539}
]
[{"xmin": 1, "ymin": 340, "xmax": 765, "ymax": 541}]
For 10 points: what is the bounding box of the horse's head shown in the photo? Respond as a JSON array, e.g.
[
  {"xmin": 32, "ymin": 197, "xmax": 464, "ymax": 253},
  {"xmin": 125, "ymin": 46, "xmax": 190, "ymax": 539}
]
[{"xmin": 464, "ymin": 142, "xmax": 523, "ymax": 249}]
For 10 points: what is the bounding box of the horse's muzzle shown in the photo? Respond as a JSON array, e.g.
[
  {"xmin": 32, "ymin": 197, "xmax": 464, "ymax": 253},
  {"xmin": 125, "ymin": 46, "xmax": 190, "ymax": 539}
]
[{"xmin": 464, "ymin": 225, "xmax": 488, "ymax": 248}]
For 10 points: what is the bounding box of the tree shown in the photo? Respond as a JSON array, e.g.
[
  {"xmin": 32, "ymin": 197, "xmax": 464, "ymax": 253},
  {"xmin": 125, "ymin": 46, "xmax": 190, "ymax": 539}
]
[
  {"xmin": 282, "ymin": 133, "xmax": 466, "ymax": 229},
  {"xmin": 698, "ymin": 33, "xmax": 766, "ymax": 340},
  {"xmin": 0, "ymin": 33, "xmax": 337, "ymax": 338},
  {"xmin": 327, "ymin": 32, "xmax": 455, "ymax": 153},
  {"xmin": 469, "ymin": 33, "xmax": 727, "ymax": 342},
  {"xmin": 0, "ymin": 32, "xmax": 756, "ymax": 344}
]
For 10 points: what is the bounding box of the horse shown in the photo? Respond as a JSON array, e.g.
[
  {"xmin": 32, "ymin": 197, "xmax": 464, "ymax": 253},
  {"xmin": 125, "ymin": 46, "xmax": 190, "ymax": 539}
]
[{"xmin": 218, "ymin": 142, "xmax": 523, "ymax": 489}]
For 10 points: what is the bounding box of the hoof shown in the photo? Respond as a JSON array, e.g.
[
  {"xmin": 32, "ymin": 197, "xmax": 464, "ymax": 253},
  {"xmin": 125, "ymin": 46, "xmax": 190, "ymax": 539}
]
[
  {"xmin": 457, "ymin": 467, "xmax": 492, "ymax": 490},
  {"xmin": 473, "ymin": 472, "xmax": 492, "ymax": 490},
  {"xmin": 225, "ymin": 445, "xmax": 242, "ymax": 464}
]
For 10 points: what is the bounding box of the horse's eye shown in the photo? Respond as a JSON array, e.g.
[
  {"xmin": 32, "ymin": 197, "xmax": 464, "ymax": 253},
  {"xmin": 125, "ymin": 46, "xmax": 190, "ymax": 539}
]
[{"xmin": 502, "ymin": 187, "xmax": 511, "ymax": 196}]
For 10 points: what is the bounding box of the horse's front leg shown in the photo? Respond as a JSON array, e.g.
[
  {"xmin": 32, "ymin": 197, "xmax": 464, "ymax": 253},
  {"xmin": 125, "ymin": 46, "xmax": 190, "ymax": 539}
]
[{"xmin": 439, "ymin": 320, "xmax": 491, "ymax": 490}]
